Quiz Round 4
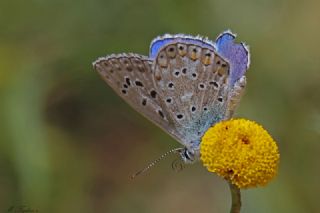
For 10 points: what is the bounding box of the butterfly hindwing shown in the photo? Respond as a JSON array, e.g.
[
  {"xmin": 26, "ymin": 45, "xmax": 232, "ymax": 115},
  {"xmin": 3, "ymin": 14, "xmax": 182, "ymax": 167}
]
[{"xmin": 152, "ymin": 38, "xmax": 232, "ymax": 147}]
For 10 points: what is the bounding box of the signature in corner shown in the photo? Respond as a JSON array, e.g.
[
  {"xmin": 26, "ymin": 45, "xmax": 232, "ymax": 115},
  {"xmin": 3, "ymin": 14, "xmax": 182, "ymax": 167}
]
[{"xmin": 7, "ymin": 205, "xmax": 39, "ymax": 213}]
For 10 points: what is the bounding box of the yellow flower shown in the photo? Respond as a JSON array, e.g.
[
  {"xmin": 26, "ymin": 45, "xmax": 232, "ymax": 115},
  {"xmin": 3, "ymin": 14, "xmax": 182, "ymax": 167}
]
[{"xmin": 200, "ymin": 119, "xmax": 279, "ymax": 188}]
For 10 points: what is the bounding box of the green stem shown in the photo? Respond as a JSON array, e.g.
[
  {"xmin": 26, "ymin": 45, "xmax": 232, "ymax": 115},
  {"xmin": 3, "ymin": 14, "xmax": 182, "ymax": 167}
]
[{"xmin": 229, "ymin": 182, "xmax": 241, "ymax": 213}]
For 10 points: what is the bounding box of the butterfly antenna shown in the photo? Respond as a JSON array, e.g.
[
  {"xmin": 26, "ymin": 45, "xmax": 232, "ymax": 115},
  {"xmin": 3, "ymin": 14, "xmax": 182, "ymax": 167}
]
[{"xmin": 130, "ymin": 147, "xmax": 184, "ymax": 180}]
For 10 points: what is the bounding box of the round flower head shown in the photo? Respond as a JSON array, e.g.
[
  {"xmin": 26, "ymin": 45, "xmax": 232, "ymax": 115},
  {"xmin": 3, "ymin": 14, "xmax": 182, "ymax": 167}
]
[{"xmin": 200, "ymin": 119, "xmax": 279, "ymax": 188}]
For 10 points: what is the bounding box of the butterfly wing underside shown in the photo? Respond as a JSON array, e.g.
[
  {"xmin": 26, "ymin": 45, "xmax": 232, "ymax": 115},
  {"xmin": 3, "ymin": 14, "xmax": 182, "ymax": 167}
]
[
  {"xmin": 93, "ymin": 53, "xmax": 184, "ymax": 141},
  {"xmin": 151, "ymin": 40, "xmax": 233, "ymax": 148}
]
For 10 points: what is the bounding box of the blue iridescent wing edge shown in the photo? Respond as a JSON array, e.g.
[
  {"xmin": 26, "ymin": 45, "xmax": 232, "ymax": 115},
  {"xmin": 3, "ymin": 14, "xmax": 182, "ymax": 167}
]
[
  {"xmin": 149, "ymin": 34, "xmax": 216, "ymax": 59},
  {"xmin": 215, "ymin": 30, "xmax": 250, "ymax": 86}
]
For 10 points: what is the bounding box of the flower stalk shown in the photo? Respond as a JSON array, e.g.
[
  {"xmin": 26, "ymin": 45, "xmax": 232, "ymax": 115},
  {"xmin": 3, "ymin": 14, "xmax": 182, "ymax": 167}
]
[{"xmin": 229, "ymin": 182, "xmax": 241, "ymax": 213}]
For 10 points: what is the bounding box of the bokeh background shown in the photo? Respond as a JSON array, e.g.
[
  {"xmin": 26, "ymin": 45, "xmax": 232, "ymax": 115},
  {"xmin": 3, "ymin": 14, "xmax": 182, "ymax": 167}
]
[{"xmin": 1, "ymin": 0, "xmax": 319, "ymax": 212}]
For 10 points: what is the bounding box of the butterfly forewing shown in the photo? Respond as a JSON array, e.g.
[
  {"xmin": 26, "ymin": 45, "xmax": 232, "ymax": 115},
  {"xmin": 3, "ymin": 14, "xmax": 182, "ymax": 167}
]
[
  {"xmin": 93, "ymin": 53, "xmax": 184, "ymax": 141},
  {"xmin": 152, "ymin": 41, "xmax": 232, "ymax": 146}
]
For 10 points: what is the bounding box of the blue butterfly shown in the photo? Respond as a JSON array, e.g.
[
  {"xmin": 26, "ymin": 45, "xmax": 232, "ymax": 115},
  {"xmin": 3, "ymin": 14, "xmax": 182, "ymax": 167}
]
[{"xmin": 93, "ymin": 31, "xmax": 250, "ymax": 171}]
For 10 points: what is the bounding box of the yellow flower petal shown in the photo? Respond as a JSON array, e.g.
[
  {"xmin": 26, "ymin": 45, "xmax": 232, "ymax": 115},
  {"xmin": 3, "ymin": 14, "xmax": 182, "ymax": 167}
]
[{"xmin": 200, "ymin": 119, "xmax": 280, "ymax": 188}]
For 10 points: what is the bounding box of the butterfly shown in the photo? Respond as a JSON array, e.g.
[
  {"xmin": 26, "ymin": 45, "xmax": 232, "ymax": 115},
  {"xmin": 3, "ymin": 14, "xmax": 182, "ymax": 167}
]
[{"xmin": 93, "ymin": 30, "xmax": 250, "ymax": 167}]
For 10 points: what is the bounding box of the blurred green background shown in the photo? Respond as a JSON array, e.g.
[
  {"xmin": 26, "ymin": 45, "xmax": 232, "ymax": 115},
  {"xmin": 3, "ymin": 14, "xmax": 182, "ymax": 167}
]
[{"xmin": 0, "ymin": 0, "xmax": 319, "ymax": 212}]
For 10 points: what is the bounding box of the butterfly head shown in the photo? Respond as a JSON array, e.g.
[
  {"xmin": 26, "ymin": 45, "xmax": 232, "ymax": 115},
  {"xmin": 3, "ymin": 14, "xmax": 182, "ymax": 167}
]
[{"xmin": 179, "ymin": 146, "xmax": 200, "ymax": 164}]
